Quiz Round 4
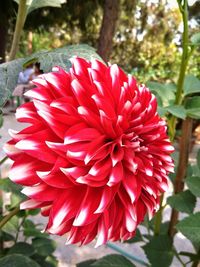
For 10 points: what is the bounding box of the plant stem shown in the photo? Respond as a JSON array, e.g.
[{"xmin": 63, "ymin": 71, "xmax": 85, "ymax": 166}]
[
  {"xmin": 191, "ymin": 259, "xmax": 200, "ymax": 267},
  {"xmin": 168, "ymin": 0, "xmax": 189, "ymax": 141},
  {"xmin": 175, "ymin": 0, "xmax": 189, "ymax": 106},
  {"xmin": 14, "ymin": 215, "xmax": 26, "ymax": 243},
  {"xmin": 173, "ymin": 246, "xmax": 187, "ymax": 267},
  {"xmin": 9, "ymin": 0, "xmax": 27, "ymax": 61},
  {"xmin": 154, "ymin": 194, "xmax": 164, "ymax": 235},
  {"xmin": 191, "ymin": 248, "xmax": 200, "ymax": 267},
  {"xmin": 168, "ymin": 0, "xmax": 191, "ymax": 237},
  {"xmin": 154, "ymin": 0, "xmax": 189, "ymax": 236},
  {"xmin": 0, "ymin": 156, "xmax": 8, "ymax": 251},
  {"xmin": 107, "ymin": 242, "xmax": 149, "ymax": 266},
  {"xmin": 144, "ymin": 216, "xmax": 151, "ymax": 237},
  {"xmin": 0, "ymin": 206, "xmax": 20, "ymax": 229},
  {"xmin": 0, "ymin": 156, "xmax": 8, "ymax": 166},
  {"xmin": 168, "ymin": 118, "xmax": 193, "ymax": 237}
]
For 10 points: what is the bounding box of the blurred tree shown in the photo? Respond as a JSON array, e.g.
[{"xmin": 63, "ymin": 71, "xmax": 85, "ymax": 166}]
[
  {"xmin": 1, "ymin": 0, "xmax": 199, "ymax": 80},
  {"xmin": 24, "ymin": 0, "xmax": 103, "ymax": 46},
  {"xmin": 97, "ymin": 0, "xmax": 120, "ymax": 61},
  {"xmin": 189, "ymin": 0, "xmax": 200, "ymax": 23},
  {"xmin": 111, "ymin": 0, "xmax": 182, "ymax": 80},
  {"xmin": 0, "ymin": 0, "xmax": 16, "ymax": 63}
]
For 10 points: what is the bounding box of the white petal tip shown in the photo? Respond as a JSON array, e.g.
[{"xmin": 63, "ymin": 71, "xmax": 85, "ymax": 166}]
[
  {"xmin": 76, "ymin": 177, "xmax": 86, "ymax": 184},
  {"xmin": 36, "ymin": 171, "xmax": 50, "ymax": 178}
]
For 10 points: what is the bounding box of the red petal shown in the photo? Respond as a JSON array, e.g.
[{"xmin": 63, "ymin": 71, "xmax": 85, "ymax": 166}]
[
  {"xmin": 107, "ymin": 162, "xmax": 123, "ymax": 186},
  {"xmin": 73, "ymin": 187, "xmax": 102, "ymax": 226}
]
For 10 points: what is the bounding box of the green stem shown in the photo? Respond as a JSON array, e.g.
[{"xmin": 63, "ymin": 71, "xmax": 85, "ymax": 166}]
[
  {"xmin": 14, "ymin": 215, "xmax": 26, "ymax": 244},
  {"xmin": 173, "ymin": 247, "xmax": 187, "ymax": 267},
  {"xmin": 144, "ymin": 216, "xmax": 151, "ymax": 237},
  {"xmin": 154, "ymin": 194, "xmax": 164, "ymax": 235},
  {"xmin": 107, "ymin": 242, "xmax": 149, "ymax": 266},
  {"xmin": 9, "ymin": 0, "xmax": 27, "ymax": 61},
  {"xmin": 191, "ymin": 248, "xmax": 200, "ymax": 267},
  {"xmin": 175, "ymin": 0, "xmax": 189, "ymax": 105},
  {"xmin": 168, "ymin": 0, "xmax": 189, "ymax": 141},
  {"xmin": 154, "ymin": 0, "xmax": 190, "ymax": 236},
  {"xmin": 169, "ymin": 118, "xmax": 193, "ymax": 237},
  {"xmin": 191, "ymin": 261, "xmax": 200, "ymax": 267},
  {"xmin": 0, "ymin": 156, "xmax": 8, "ymax": 166},
  {"xmin": 0, "ymin": 207, "xmax": 20, "ymax": 229},
  {"xmin": 168, "ymin": 0, "xmax": 192, "ymax": 238}
]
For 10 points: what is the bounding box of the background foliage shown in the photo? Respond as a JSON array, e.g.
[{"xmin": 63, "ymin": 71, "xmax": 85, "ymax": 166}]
[{"xmin": 1, "ymin": 0, "xmax": 200, "ymax": 79}]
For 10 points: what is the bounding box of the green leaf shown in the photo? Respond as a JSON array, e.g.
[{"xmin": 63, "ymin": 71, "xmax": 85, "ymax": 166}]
[
  {"xmin": 166, "ymin": 105, "xmax": 186, "ymax": 119},
  {"xmin": 197, "ymin": 149, "xmax": 200, "ymax": 170},
  {"xmin": 186, "ymin": 109, "xmax": 200, "ymax": 119},
  {"xmin": 0, "ymin": 254, "xmax": 40, "ymax": 267},
  {"xmin": 2, "ymin": 215, "xmax": 19, "ymax": 234},
  {"xmin": 183, "ymin": 75, "xmax": 200, "ymax": 96},
  {"xmin": 191, "ymin": 32, "xmax": 200, "ymax": 46},
  {"xmin": 172, "ymin": 151, "xmax": 179, "ymax": 167},
  {"xmin": 10, "ymin": 194, "xmax": 25, "ymax": 208},
  {"xmin": 91, "ymin": 254, "xmax": 135, "ymax": 267},
  {"xmin": 185, "ymin": 96, "xmax": 200, "ymax": 119},
  {"xmin": 14, "ymin": 0, "xmax": 66, "ymax": 15},
  {"xmin": 167, "ymin": 190, "xmax": 196, "ymax": 214},
  {"xmin": 176, "ymin": 213, "xmax": 200, "ymax": 245},
  {"xmin": 157, "ymin": 106, "xmax": 167, "ymax": 117},
  {"xmin": 76, "ymin": 259, "xmax": 97, "ymax": 267},
  {"xmin": 23, "ymin": 220, "xmax": 48, "ymax": 238},
  {"xmin": 8, "ymin": 242, "xmax": 35, "ymax": 256},
  {"xmin": 186, "ymin": 176, "xmax": 200, "ymax": 197},
  {"xmin": 0, "ymin": 44, "xmax": 103, "ymax": 107},
  {"xmin": 0, "ymin": 58, "xmax": 25, "ymax": 107},
  {"xmin": 187, "ymin": 164, "xmax": 195, "ymax": 177},
  {"xmin": 45, "ymin": 255, "xmax": 58, "ymax": 267},
  {"xmin": 0, "ymin": 230, "xmax": 15, "ymax": 242},
  {"xmin": 0, "ymin": 178, "xmax": 24, "ymax": 198},
  {"xmin": 27, "ymin": 0, "xmax": 66, "ymax": 14},
  {"xmin": 179, "ymin": 251, "xmax": 200, "ymax": 261},
  {"xmin": 189, "ymin": 164, "xmax": 200, "ymax": 177},
  {"xmin": 0, "ymin": 112, "xmax": 3, "ymax": 128},
  {"xmin": 23, "ymin": 219, "xmax": 45, "ymax": 238},
  {"xmin": 31, "ymin": 254, "xmax": 58, "ymax": 267},
  {"xmin": 146, "ymin": 81, "xmax": 175, "ymax": 107},
  {"xmin": 27, "ymin": 209, "xmax": 40, "ymax": 216},
  {"xmin": 143, "ymin": 235, "xmax": 173, "ymax": 267},
  {"xmin": 32, "ymin": 237, "xmax": 56, "ymax": 257},
  {"xmin": 0, "ymin": 178, "xmax": 26, "ymax": 209}
]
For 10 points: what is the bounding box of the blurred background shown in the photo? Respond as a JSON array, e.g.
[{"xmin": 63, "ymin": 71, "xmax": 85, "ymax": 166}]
[{"xmin": 0, "ymin": 0, "xmax": 199, "ymax": 83}]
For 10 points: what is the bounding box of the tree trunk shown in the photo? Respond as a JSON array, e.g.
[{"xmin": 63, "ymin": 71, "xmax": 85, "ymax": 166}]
[
  {"xmin": 0, "ymin": 24, "xmax": 8, "ymax": 63},
  {"xmin": 97, "ymin": 0, "xmax": 119, "ymax": 62},
  {"xmin": 168, "ymin": 118, "xmax": 193, "ymax": 237},
  {"xmin": 0, "ymin": 0, "xmax": 15, "ymax": 63},
  {"xmin": 0, "ymin": 0, "xmax": 12, "ymax": 63}
]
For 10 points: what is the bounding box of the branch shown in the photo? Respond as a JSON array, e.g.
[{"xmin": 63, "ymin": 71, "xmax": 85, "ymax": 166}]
[
  {"xmin": 168, "ymin": 118, "xmax": 193, "ymax": 236},
  {"xmin": 168, "ymin": 0, "xmax": 191, "ymax": 238},
  {"xmin": 0, "ymin": 156, "xmax": 8, "ymax": 166},
  {"xmin": 0, "ymin": 206, "xmax": 20, "ymax": 229},
  {"xmin": 9, "ymin": 0, "xmax": 27, "ymax": 61},
  {"xmin": 107, "ymin": 242, "xmax": 149, "ymax": 266}
]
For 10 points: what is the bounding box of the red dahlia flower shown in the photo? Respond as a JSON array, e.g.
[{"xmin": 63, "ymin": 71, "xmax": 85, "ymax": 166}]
[{"xmin": 4, "ymin": 58, "xmax": 174, "ymax": 246}]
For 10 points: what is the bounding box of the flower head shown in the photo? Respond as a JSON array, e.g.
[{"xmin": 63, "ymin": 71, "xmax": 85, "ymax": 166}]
[{"xmin": 5, "ymin": 58, "xmax": 174, "ymax": 246}]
